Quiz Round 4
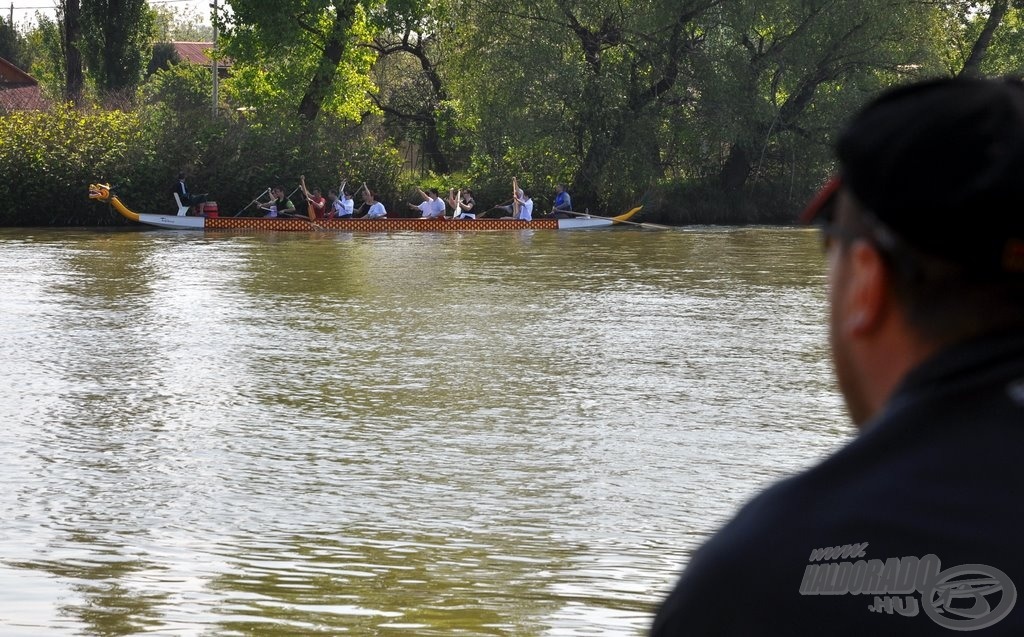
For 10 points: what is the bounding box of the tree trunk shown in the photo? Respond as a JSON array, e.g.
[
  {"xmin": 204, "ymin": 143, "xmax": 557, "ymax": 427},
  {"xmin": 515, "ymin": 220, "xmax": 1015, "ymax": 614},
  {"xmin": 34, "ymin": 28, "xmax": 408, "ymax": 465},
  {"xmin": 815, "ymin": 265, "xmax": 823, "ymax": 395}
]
[
  {"xmin": 719, "ymin": 142, "xmax": 752, "ymax": 192},
  {"xmin": 372, "ymin": 30, "xmax": 452, "ymax": 174},
  {"xmin": 101, "ymin": 0, "xmax": 135, "ymax": 91},
  {"xmin": 959, "ymin": 0, "xmax": 1009, "ymax": 77},
  {"xmin": 567, "ymin": 3, "xmax": 703, "ymax": 208},
  {"xmin": 62, "ymin": 0, "xmax": 83, "ymax": 105},
  {"xmin": 422, "ymin": 117, "xmax": 450, "ymax": 174},
  {"xmin": 297, "ymin": 0, "xmax": 357, "ymax": 120},
  {"xmin": 574, "ymin": 134, "xmax": 612, "ymax": 206}
]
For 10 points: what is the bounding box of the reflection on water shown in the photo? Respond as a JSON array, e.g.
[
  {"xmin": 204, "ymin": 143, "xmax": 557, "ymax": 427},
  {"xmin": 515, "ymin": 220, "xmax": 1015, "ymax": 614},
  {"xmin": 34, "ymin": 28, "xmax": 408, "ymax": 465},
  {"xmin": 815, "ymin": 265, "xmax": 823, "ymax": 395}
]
[{"xmin": 0, "ymin": 227, "xmax": 849, "ymax": 635}]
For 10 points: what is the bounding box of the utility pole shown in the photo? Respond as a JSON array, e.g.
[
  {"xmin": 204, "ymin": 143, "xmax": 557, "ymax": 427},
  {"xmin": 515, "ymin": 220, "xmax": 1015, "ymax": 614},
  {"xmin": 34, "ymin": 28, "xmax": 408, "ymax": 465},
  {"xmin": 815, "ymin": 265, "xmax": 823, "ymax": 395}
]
[{"xmin": 211, "ymin": 0, "xmax": 219, "ymax": 117}]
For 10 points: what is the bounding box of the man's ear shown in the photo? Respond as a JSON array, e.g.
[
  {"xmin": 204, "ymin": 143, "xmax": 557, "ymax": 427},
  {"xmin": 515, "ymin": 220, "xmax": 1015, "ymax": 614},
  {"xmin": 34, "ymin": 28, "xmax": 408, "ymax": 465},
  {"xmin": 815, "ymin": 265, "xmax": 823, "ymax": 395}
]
[{"xmin": 840, "ymin": 240, "xmax": 891, "ymax": 336}]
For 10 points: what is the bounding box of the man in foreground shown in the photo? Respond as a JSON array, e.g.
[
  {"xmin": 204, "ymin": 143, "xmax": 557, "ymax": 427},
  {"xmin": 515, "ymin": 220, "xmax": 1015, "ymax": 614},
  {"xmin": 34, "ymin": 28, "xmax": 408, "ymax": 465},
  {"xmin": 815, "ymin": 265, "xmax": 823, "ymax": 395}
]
[{"xmin": 651, "ymin": 76, "xmax": 1024, "ymax": 635}]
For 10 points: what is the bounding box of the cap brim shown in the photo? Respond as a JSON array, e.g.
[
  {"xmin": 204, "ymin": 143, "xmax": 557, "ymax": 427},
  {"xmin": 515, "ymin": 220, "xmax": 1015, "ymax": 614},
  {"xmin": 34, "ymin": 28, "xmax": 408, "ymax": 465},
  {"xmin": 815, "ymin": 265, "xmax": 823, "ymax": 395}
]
[{"xmin": 799, "ymin": 175, "xmax": 842, "ymax": 224}]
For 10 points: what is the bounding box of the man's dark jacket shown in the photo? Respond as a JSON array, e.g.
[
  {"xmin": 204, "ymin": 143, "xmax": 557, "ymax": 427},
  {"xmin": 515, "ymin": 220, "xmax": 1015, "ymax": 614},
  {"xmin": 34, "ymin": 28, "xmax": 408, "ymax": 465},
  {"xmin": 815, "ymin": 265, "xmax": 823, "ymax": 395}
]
[{"xmin": 651, "ymin": 331, "xmax": 1024, "ymax": 635}]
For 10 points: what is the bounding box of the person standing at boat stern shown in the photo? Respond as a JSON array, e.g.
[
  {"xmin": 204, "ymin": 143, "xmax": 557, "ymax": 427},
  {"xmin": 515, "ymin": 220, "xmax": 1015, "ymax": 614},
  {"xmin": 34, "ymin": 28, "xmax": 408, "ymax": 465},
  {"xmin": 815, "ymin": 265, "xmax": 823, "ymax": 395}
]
[{"xmin": 650, "ymin": 76, "xmax": 1024, "ymax": 636}]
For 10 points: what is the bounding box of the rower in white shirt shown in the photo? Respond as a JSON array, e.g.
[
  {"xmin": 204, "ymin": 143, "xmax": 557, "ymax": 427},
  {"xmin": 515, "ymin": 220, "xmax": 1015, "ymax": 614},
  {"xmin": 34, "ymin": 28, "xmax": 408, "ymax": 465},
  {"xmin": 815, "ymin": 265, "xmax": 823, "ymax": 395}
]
[{"xmin": 406, "ymin": 188, "xmax": 446, "ymax": 219}]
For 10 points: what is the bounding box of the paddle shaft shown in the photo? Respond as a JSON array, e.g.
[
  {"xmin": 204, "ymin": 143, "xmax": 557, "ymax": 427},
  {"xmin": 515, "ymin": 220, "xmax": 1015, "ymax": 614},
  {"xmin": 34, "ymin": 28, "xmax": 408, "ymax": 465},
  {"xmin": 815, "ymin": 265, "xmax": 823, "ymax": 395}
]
[
  {"xmin": 233, "ymin": 188, "xmax": 272, "ymax": 216},
  {"xmin": 299, "ymin": 176, "xmax": 323, "ymax": 225},
  {"xmin": 512, "ymin": 177, "xmax": 520, "ymax": 219}
]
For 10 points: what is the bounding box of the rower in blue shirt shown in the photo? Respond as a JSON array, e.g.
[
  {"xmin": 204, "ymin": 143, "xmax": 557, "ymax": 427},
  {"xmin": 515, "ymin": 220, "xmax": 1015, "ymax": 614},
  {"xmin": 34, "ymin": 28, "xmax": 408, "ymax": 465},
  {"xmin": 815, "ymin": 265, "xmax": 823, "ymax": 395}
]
[{"xmin": 551, "ymin": 184, "xmax": 572, "ymax": 217}]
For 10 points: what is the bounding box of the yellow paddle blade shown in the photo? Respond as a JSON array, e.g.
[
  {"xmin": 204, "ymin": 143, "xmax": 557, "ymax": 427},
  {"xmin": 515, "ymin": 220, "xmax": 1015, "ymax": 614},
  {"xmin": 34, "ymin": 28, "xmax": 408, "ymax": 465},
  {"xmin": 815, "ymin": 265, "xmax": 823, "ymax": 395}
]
[{"xmin": 612, "ymin": 206, "xmax": 643, "ymax": 222}]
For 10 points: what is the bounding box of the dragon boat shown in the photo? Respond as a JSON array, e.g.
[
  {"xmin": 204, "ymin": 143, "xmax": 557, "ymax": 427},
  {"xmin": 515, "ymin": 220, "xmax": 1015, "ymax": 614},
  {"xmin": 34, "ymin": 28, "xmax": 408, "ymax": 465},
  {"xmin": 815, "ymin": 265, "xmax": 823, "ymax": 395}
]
[{"xmin": 88, "ymin": 183, "xmax": 643, "ymax": 232}]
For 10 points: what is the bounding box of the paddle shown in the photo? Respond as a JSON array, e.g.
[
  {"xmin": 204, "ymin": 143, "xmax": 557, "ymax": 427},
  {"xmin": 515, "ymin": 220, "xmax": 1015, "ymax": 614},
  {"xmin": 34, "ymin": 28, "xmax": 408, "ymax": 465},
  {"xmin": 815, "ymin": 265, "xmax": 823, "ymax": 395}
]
[
  {"xmin": 465, "ymin": 199, "xmax": 511, "ymax": 219},
  {"xmin": 356, "ymin": 182, "xmax": 381, "ymax": 218},
  {"xmin": 408, "ymin": 187, "xmax": 430, "ymax": 216},
  {"xmin": 299, "ymin": 175, "xmax": 323, "ymax": 230},
  {"xmin": 512, "ymin": 177, "xmax": 520, "ymax": 219},
  {"xmin": 233, "ymin": 187, "xmax": 271, "ymax": 217},
  {"xmin": 345, "ymin": 181, "xmax": 368, "ymax": 217},
  {"xmin": 563, "ymin": 207, "xmax": 670, "ymax": 229},
  {"xmin": 336, "ymin": 180, "xmax": 363, "ymax": 216},
  {"xmin": 282, "ymin": 181, "xmax": 313, "ymax": 230},
  {"xmin": 451, "ymin": 189, "xmax": 462, "ymax": 218},
  {"xmin": 257, "ymin": 185, "xmax": 312, "ymax": 226},
  {"xmin": 334, "ymin": 180, "xmax": 347, "ymax": 219}
]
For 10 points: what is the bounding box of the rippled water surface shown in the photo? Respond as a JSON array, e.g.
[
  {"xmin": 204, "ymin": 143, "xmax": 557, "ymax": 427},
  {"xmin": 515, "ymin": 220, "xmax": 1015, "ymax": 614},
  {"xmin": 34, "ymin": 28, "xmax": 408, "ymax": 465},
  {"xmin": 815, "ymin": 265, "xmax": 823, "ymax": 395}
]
[{"xmin": 0, "ymin": 226, "xmax": 849, "ymax": 635}]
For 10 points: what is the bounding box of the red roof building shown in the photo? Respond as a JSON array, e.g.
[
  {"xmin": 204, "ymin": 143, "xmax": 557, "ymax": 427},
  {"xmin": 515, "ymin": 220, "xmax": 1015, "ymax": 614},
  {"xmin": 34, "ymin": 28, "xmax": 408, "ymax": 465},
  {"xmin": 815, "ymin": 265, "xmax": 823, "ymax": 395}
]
[
  {"xmin": 0, "ymin": 56, "xmax": 49, "ymax": 112},
  {"xmin": 171, "ymin": 42, "xmax": 230, "ymax": 74}
]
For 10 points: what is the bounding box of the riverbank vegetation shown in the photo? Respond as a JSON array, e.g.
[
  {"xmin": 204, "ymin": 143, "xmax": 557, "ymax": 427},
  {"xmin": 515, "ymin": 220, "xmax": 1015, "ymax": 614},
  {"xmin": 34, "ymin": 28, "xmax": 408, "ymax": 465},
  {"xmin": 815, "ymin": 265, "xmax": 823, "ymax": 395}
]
[{"xmin": 1, "ymin": 0, "xmax": 1022, "ymax": 226}]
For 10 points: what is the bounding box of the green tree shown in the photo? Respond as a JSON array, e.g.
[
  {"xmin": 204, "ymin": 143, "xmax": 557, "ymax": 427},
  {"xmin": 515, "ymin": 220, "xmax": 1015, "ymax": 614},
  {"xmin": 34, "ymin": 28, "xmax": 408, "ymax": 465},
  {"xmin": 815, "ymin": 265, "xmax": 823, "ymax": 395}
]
[
  {"xmin": 220, "ymin": 0, "xmax": 377, "ymax": 120},
  {"xmin": 1, "ymin": 16, "xmax": 28, "ymax": 69},
  {"xmin": 147, "ymin": 42, "xmax": 181, "ymax": 76},
  {"xmin": 22, "ymin": 14, "xmax": 70, "ymax": 103},
  {"xmin": 978, "ymin": 5, "xmax": 1024, "ymax": 74},
  {"xmin": 60, "ymin": 0, "xmax": 85, "ymax": 104},
  {"xmin": 453, "ymin": 0, "xmax": 719, "ymax": 209},
  {"xmin": 142, "ymin": 57, "xmax": 209, "ymax": 110},
  {"xmin": 369, "ymin": 0, "xmax": 472, "ymax": 174},
  {"xmin": 698, "ymin": 0, "xmax": 939, "ymax": 198},
  {"xmin": 938, "ymin": 0, "xmax": 1024, "ymax": 76},
  {"xmin": 80, "ymin": 0, "xmax": 153, "ymax": 96},
  {"xmin": 151, "ymin": 5, "xmax": 215, "ymax": 42}
]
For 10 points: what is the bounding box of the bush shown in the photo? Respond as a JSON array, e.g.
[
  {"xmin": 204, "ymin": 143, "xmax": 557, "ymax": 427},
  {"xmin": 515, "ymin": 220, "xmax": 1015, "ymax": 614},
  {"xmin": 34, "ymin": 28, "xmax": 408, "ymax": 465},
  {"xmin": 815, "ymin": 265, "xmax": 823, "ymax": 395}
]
[
  {"xmin": 0, "ymin": 104, "xmax": 143, "ymax": 225},
  {"xmin": 0, "ymin": 98, "xmax": 404, "ymax": 226},
  {"xmin": 642, "ymin": 179, "xmax": 815, "ymax": 226}
]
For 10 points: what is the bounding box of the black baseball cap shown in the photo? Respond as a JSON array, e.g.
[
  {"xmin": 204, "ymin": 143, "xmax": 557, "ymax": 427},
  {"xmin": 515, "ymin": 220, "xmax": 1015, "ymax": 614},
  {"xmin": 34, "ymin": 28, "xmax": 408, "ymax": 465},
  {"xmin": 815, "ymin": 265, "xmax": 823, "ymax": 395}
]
[{"xmin": 802, "ymin": 76, "xmax": 1024, "ymax": 275}]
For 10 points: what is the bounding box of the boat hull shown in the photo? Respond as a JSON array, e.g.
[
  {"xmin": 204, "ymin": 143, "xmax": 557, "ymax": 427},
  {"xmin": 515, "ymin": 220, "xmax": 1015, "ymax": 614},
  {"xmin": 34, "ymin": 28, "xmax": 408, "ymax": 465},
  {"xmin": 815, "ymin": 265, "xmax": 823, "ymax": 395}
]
[
  {"xmin": 137, "ymin": 214, "xmax": 624, "ymax": 231},
  {"xmin": 136, "ymin": 214, "xmax": 207, "ymax": 229},
  {"xmin": 89, "ymin": 183, "xmax": 642, "ymax": 232}
]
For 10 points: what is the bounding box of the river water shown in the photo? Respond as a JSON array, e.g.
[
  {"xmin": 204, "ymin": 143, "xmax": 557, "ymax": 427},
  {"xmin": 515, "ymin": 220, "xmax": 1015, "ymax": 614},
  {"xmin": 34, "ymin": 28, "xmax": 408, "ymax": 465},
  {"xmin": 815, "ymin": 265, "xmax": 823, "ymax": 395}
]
[{"xmin": 0, "ymin": 226, "xmax": 850, "ymax": 636}]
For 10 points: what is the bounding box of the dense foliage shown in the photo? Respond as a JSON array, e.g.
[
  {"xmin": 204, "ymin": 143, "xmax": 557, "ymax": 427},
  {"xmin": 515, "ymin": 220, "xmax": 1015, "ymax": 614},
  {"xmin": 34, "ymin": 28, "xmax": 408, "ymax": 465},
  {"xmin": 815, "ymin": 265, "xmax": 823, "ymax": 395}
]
[
  {"xmin": 81, "ymin": 0, "xmax": 154, "ymax": 94},
  {"xmin": 0, "ymin": 71, "xmax": 402, "ymax": 226},
  {"xmin": 0, "ymin": 16, "xmax": 29, "ymax": 69},
  {"xmin": 3, "ymin": 0, "xmax": 1024, "ymax": 226}
]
